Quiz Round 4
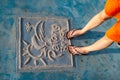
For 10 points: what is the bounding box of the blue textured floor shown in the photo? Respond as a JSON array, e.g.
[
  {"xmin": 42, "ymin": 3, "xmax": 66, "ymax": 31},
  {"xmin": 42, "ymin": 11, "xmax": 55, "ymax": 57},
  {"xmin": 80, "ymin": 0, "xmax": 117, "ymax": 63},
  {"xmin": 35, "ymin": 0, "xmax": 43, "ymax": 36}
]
[{"xmin": 0, "ymin": 0, "xmax": 120, "ymax": 80}]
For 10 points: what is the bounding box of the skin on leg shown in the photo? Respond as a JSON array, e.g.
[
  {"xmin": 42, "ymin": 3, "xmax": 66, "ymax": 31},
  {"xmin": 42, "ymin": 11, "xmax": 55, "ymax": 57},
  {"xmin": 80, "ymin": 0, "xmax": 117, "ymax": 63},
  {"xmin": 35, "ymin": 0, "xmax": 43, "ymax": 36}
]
[
  {"xmin": 67, "ymin": 10, "xmax": 111, "ymax": 39},
  {"xmin": 67, "ymin": 10, "xmax": 113, "ymax": 55},
  {"xmin": 68, "ymin": 35, "xmax": 113, "ymax": 55}
]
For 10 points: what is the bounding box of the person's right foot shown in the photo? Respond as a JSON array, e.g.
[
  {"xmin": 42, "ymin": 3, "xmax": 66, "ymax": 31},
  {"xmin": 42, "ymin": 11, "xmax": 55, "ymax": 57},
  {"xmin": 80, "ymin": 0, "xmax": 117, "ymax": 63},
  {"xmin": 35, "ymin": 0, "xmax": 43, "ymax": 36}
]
[{"xmin": 68, "ymin": 45, "xmax": 89, "ymax": 55}]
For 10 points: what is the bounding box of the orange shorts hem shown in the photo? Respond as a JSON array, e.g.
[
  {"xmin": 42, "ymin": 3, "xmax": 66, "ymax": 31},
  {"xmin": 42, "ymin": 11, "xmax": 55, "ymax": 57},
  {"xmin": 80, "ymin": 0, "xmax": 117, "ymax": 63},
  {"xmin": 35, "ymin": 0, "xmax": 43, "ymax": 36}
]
[{"xmin": 106, "ymin": 21, "xmax": 120, "ymax": 43}]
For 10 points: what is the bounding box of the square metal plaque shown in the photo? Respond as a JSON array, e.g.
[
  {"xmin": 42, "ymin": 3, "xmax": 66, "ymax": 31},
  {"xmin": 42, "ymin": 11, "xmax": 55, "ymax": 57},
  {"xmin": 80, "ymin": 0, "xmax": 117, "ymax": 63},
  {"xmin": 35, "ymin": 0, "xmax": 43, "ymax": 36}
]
[{"xmin": 18, "ymin": 17, "xmax": 73, "ymax": 71}]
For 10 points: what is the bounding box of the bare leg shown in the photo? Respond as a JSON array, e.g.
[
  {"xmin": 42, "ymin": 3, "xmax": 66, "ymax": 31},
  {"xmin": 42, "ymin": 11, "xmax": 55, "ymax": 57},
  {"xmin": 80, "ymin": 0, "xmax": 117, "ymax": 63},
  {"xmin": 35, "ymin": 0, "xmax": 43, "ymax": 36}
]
[
  {"xmin": 67, "ymin": 10, "xmax": 111, "ymax": 39},
  {"xmin": 68, "ymin": 35, "xmax": 113, "ymax": 55}
]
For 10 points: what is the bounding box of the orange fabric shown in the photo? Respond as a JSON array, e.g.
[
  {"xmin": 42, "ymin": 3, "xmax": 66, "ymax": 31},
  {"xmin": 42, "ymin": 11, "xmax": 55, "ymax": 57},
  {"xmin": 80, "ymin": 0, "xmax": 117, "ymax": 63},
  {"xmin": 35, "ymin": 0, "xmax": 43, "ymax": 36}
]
[
  {"xmin": 106, "ymin": 21, "xmax": 120, "ymax": 43},
  {"xmin": 105, "ymin": 0, "xmax": 120, "ymax": 43},
  {"xmin": 105, "ymin": 0, "xmax": 120, "ymax": 20}
]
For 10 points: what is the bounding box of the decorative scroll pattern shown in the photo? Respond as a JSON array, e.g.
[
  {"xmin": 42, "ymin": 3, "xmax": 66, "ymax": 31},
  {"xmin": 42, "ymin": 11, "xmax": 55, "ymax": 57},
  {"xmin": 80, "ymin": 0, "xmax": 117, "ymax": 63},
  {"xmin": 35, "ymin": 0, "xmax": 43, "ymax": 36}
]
[{"xmin": 18, "ymin": 17, "xmax": 73, "ymax": 70}]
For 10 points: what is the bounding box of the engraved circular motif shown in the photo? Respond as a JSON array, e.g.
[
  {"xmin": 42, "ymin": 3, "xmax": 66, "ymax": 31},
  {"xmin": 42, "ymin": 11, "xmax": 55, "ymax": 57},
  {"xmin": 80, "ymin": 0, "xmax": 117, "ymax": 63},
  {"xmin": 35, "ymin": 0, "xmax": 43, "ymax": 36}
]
[{"xmin": 51, "ymin": 24, "xmax": 60, "ymax": 31}]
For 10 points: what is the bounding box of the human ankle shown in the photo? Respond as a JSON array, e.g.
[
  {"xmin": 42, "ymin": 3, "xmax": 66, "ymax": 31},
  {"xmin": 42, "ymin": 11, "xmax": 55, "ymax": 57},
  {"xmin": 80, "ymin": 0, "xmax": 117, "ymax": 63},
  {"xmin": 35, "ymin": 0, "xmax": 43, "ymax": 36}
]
[{"xmin": 80, "ymin": 47, "xmax": 90, "ymax": 54}]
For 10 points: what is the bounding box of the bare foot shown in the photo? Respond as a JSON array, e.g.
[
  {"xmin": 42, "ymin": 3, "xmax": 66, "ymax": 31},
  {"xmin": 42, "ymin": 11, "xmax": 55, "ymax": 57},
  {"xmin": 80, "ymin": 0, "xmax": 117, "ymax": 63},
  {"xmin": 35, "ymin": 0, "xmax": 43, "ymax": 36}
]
[
  {"xmin": 66, "ymin": 29, "xmax": 83, "ymax": 39},
  {"xmin": 68, "ymin": 46, "xmax": 79, "ymax": 55},
  {"xmin": 68, "ymin": 45, "xmax": 89, "ymax": 55}
]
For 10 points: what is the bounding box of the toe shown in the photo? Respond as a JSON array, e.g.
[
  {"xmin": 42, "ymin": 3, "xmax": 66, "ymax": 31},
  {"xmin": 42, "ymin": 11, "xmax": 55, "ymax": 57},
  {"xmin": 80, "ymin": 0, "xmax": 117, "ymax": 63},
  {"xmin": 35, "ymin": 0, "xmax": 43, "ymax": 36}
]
[
  {"xmin": 68, "ymin": 46, "xmax": 78, "ymax": 55},
  {"xmin": 66, "ymin": 30, "xmax": 74, "ymax": 39},
  {"xmin": 66, "ymin": 31, "xmax": 71, "ymax": 39}
]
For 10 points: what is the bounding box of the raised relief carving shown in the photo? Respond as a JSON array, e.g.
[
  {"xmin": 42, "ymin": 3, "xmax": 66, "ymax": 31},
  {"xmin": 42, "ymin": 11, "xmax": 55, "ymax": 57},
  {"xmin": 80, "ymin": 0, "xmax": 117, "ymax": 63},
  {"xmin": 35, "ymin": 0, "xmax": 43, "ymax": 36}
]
[{"xmin": 18, "ymin": 17, "xmax": 73, "ymax": 70}]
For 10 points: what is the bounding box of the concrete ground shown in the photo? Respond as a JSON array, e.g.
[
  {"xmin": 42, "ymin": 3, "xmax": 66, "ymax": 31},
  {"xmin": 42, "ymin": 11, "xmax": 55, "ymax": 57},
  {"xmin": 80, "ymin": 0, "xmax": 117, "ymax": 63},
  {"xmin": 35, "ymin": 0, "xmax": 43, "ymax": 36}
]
[{"xmin": 0, "ymin": 0, "xmax": 120, "ymax": 80}]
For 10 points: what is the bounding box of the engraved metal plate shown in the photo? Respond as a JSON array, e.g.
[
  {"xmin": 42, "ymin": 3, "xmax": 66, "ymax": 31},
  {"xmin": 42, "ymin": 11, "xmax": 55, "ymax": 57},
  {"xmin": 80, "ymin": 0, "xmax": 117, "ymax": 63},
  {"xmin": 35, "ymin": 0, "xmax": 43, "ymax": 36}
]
[{"xmin": 18, "ymin": 17, "xmax": 73, "ymax": 71}]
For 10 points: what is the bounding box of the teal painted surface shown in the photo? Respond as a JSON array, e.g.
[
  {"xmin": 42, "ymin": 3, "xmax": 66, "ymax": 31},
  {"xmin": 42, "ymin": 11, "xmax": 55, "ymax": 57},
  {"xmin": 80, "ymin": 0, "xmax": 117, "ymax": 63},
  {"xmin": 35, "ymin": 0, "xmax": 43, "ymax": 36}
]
[{"xmin": 0, "ymin": 0, "xmax": 120, "ymax": 80}]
